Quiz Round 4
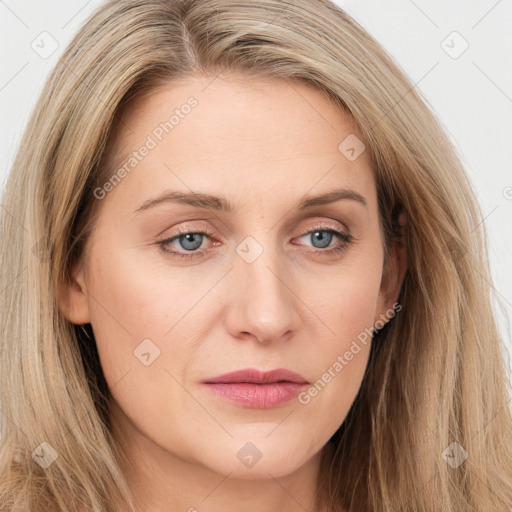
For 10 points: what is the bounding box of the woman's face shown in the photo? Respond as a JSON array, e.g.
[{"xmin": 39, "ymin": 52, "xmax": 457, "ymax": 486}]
[{"xmin": 61, "ymin": 74, "xmax": 404, "ymax": 481}]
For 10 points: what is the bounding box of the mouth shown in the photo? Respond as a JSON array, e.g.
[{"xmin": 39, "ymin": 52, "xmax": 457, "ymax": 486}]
[{"xmin": 201, "ymin": 368, "xmax": 309, "ymax": 409}]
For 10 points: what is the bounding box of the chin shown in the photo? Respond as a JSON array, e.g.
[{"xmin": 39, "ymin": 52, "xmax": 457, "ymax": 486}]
[{"xmin": 199, "ymin": 437, "xmax": 318, "ymax": 480}]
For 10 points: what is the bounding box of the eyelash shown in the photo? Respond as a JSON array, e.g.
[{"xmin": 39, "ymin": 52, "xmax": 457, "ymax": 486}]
[{"xmin": 156, "ymin": 223, "xmax": 354, "ymax": 260}]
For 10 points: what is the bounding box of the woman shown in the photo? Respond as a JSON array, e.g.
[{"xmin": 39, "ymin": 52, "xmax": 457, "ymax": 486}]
[{"xmin": 0, "ymin": 0, "xmax": 511, "ymax": 511}]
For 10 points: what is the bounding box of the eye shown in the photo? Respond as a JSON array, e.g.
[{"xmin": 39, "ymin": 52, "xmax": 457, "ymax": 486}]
[
  {"xmin": 156, "ymin": 222, "xmax": 354, "ymax": 260},
  {"xmin": 157, "ymin": 227, "xmax": 216, "ymax": 260},
  {"xmin": 293, "ymin": 223, "xmax": 353, "ymax": 255}
]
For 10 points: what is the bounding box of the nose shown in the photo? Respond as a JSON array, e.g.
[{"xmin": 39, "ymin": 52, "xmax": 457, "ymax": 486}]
[{"xmin": 223, "ymin": 244, "xmax": 300, "ymax": 345}]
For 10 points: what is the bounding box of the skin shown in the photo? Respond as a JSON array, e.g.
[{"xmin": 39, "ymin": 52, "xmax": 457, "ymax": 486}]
[{"xmin": 58, "ymin": 73, "xmax": 407, "ymax": 512}]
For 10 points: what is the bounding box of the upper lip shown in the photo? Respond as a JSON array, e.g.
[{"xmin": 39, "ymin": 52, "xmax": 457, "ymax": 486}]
[{"xmin": 202, "ymin": 368, "xmax": 309, "ymax": 384}]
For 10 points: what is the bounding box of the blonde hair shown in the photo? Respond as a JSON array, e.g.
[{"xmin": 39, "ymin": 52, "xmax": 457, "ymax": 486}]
[{"xmin": 1, "ymin": 0, "xmax": 511, "ymax": 510}]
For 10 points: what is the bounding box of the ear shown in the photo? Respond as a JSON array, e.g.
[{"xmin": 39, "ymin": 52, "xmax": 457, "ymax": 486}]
[
  {"xmin": 375, "ymin": 209, "xmax": 407, "ymax": 325},
  {"xmin": 57, "ymin": 260, "xmax": 91, "ymax": 325}
]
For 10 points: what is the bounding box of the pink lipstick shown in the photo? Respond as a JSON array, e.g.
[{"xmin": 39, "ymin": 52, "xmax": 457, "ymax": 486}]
[{"xmin": 201, "ymin": 368, "xmax": 309, "ymax": 409}]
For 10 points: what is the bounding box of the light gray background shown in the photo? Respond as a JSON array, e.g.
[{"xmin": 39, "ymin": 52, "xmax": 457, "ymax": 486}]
[{"xmin": 1, "ymin": 0, "xmax": 511, "ymax": 379}]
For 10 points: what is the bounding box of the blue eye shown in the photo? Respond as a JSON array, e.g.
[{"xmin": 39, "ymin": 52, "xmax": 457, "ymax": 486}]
[
  {"xmin": 298, "ymin": 229, "xmax": 350, "ymax": 250},
  {"xmin": 173, "ymin": 232, "xmax": 204, "ymax": 251},
  {"xmin": 157, "ymin": 229, "xmax": 212, "ymax": 259},
  {"xmin": 156, "ymin": 224, "xmax": 353, "ymax": 260}
]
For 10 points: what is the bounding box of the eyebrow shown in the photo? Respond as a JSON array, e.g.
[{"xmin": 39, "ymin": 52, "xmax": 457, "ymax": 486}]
[{"xmin": 132, "ymin": 187, "xmax": 367, "ymax": 215}]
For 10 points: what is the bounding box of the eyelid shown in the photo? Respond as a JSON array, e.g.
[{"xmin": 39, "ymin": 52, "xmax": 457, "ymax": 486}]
[
  {"xmin": 297, "ymin": 220, "xmax": 350, "ymax": 237},
  {"xmin": 156, "ymin": 218, "xmax": 354, "ymax": 258},
  {"xmin": 159, "ymin": 219, "xmax": 349, "ymax": 242}
]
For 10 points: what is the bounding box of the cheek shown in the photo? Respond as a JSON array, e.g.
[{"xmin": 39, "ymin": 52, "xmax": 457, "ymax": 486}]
[
  {"xmin": 310, "ymin": 250, "xmax": 383, "ymax": 344},
  {"xmin": 297, "ymin": 256, "xmax": 382, "ymax": 431},
  {"xmin": 84, "ymin": 250, "xmax": 182, "ymax": 383},
  {"xmin": 84, "ymin": 253, "xmax": 203, "ymax": 453},
  {"xmin": 85, "ymin": 245, "xmax": 218, "ymax": 402}
]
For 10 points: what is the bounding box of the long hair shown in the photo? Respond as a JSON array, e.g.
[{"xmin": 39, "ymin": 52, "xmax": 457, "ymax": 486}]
[{"xmin": 1, "ymin": 1, "xmax": 511, "ymax": 510}]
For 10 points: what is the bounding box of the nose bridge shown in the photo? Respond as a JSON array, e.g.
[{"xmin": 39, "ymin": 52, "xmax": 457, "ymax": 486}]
[
  {"xmin": 227, "ymin": 231, "xmax": 298, "ymax": 341},
  {"xmin": 237, "ymin": 232, "xmax": 288, "ymax": 305}
]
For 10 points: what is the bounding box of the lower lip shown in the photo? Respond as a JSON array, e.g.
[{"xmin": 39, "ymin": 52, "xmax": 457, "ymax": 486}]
[{"xmin": 202, "ymin": 382, "xmax": 308, "ymax": 408}]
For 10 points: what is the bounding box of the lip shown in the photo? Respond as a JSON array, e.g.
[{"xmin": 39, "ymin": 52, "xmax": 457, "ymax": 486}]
[
  {"xmin": 202, "ymin": 368, "xmax": 309, "ymax": 385},
  {"xmin": 201, "ymin": 368, "xmax": 309, "ymax": 409}
]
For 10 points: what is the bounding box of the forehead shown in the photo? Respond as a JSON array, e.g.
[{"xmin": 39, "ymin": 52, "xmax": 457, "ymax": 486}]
[
  {"xmin": 99, "ymin": 73, "xmax": 376, "ymax": 217},
  {"xmin": 112, "ymin": 73, "xmax": 367, "ymax": 161}
]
